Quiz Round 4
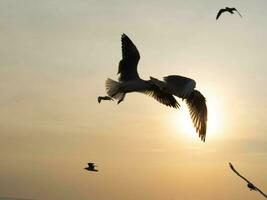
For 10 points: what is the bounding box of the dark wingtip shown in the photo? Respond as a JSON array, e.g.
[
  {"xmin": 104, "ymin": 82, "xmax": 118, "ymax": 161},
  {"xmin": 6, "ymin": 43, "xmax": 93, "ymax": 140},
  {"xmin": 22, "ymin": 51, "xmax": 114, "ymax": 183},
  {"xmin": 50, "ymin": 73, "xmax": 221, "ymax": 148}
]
[
  {"xmin": 229, "ymin": 162, "xmax": 234, "ymax": 169},
  {"xmin": 121, "ymin": 33, "xmax": 127, "ymax": 38}
]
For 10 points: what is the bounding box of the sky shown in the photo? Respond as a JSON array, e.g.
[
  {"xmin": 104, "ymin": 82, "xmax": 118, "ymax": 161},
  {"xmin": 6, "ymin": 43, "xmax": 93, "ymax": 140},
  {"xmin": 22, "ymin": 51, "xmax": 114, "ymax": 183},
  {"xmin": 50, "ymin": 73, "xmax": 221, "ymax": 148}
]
[{"xmin": 0, "ymin": 0, "xmax": 266, "ymax": 199}]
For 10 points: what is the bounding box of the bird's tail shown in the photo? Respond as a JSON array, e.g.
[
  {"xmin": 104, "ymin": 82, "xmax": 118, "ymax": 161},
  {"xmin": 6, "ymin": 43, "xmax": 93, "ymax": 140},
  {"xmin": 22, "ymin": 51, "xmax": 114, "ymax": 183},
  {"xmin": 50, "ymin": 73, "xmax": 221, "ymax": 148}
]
[{"xmin": 105, "ymin": 78, "xmax": 124, "ymax": 101}]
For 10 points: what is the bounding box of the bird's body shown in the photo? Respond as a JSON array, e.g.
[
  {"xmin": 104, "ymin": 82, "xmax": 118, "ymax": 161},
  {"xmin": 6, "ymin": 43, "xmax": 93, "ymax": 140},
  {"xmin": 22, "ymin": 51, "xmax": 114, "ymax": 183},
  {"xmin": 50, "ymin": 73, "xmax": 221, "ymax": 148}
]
[
  {"xmin": 216, "ymin": 7, "xmax": 242, "ymax": 20},
  {"xmin": 85, "ymin": 163, "xmax": 98, "ymax": 172},
  {"xmin": 104, "ymin": 33, "xmax": 208, "ymax": 141},
  {"xmin": 229, "ymin": 163, "xmax": 267, "ymax": 198}
]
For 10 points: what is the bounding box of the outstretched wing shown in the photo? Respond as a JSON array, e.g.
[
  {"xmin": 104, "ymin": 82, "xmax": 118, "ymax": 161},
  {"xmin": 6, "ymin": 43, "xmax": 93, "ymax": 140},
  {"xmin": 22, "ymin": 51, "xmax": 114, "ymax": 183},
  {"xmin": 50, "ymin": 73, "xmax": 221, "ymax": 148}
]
[
  {"xmin": 185, "ymin": 90, "xmax": 207, "ymax": 141},
  {"xmin": 163, "ymin": 75, "xmax": 196, "ymax": 99},
  {"xmin": 233, "ymin": 8, "xmax": 243, "ymax": 18},
  {"xmin": 216, "ymin": 8, "xmax": 226, "ymax": 20},
  {"xmin": 118, "ymin": 33, "xmax": 140, "ymax": 81},
  {"xmin": 142, "ymin": 85, "xmax": 180, "ymax": 109},
  {"xmin": 229, "ymin": 163, "xmax": 251, "ymax": 183}
]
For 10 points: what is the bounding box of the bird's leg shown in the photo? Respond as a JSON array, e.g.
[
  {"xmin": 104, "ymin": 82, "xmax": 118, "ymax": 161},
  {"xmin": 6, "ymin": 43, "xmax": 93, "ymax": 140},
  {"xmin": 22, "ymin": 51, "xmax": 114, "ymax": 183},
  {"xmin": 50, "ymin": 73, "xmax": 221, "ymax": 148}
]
[{"xmin": 117, "ymin": 93, "xmax": 125, "ymax": 104}]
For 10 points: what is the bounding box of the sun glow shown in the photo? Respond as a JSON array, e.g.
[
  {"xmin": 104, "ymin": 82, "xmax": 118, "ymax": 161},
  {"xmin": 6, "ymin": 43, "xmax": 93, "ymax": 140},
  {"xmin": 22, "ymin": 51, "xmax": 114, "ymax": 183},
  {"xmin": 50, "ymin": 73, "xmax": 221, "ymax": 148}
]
[{"xmin": 171, "ymin": 91, "xmax": 223, "ymax": 141}]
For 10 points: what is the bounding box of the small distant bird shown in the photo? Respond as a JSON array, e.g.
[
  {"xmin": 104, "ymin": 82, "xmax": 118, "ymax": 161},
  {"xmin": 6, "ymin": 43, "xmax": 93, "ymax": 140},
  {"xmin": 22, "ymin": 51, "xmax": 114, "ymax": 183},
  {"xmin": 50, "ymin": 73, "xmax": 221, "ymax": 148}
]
[
  {"xmin": 216, "ymin": 7, "xmax": 242, "ymax": 20},
  {"xmin": 229, "ymin": 163, "xmax": 267, "ymax": 198},
  {"xmin": 98, "ymin": 96, "xmax": 114, "ymax": 103},
  {"xmin": 104, "ymin": 33, "xmax": 208, "ymax": 141},
  {"xmin": 85, "ymin": 163, "xmax": 98, "ymax": 172}
]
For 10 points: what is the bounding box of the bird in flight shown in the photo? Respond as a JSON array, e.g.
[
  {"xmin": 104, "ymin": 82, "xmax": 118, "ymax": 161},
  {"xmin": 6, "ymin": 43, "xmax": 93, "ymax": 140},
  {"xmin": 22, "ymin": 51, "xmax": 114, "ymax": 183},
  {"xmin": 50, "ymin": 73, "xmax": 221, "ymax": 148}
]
[
  {"xmin": 104, "ymin": 33, "xmax": 208, "ymax": 141},
  {"xmin": 229, "ymin": 163, "xmax": 267, "ymax": 198},
  {"xmin": 84, "ymin": 163, "xmax": 98, "ymax": 172},
  {"xmin": 216, "ymin": 7, "xmax": 242, "ymax": 20},
  {"xmin": 98, "ymin": 96, "xmax": 114, "ymax": 103}
]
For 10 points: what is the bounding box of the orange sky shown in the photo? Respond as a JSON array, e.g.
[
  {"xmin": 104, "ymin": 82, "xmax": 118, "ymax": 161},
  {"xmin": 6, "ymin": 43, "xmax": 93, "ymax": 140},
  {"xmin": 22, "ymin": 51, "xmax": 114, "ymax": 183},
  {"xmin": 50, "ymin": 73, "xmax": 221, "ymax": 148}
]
[{"xmin": 0, "ymin": 0, "xmax": 266, "ymax": 200}]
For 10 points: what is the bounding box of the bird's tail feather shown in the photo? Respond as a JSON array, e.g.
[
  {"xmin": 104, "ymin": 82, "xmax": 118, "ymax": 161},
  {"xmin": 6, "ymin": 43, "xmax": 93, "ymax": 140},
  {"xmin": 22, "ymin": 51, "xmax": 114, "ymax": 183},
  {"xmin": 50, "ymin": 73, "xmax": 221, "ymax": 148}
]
[{"xmin": 105, "ymin": 78, "xmax": 124, "ymax": 100}]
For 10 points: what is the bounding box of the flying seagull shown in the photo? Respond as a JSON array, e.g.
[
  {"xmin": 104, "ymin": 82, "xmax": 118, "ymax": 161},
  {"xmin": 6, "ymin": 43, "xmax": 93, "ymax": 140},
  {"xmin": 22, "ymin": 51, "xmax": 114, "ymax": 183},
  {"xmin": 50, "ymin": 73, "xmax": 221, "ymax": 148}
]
[
  {"xmin": 98, "ymin": 96, "xmax": 114, "ymax": 103},
  {"xmin": 104, "ymin": 33, "xmax": 208, "ymax": 141},
  {"xmin": 216, "ymin": 7, "xmax": 242, "ymax": 20},
  {"xmin": 229, "ymin": 163, "xmax": 267, "ymax": 198},
  {"xmin": 85, "ymin": 163, "xmax": 98, "ymax": 172}
]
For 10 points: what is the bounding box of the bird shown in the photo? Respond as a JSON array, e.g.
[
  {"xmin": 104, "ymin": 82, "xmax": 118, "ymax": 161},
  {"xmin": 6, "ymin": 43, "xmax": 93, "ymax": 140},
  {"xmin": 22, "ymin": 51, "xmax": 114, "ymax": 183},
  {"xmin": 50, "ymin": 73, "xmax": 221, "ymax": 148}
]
[
  {"xmin": 229, "ymin": 162, "xmax": 267, "ymax": 198},
  {"xmin": 98, "ymin": 96, "xmax": 114, "ymax": 103},
  {"xmin": 84, "ymin": 163, "xmax": 98, "ymax": 172},
  {"xmin": 216, "ymin": 7, "xmax": 242, "ymax": 20},
  {"xmin": 104, "ymin": 33, "xmax": 208, "ymax": 141}
]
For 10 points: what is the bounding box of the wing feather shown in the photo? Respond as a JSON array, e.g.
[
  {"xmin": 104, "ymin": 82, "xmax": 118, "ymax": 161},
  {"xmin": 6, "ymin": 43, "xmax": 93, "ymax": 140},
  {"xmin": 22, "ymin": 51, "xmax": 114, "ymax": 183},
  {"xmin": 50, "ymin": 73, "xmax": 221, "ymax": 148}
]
[
  {"xmin": 118, "ymin": 34, "xmax": 140, "ymax": 81},
  {"xmin": 185, "ymin": 90, "xmax": 207, "ymax": 141},
  {"xmin": 142, "ymin": 85, "xmax": 180, "ymax": 109},
  {"xmin": 229, "ymin": 163, "xmax": 251, "ymax": 183}
]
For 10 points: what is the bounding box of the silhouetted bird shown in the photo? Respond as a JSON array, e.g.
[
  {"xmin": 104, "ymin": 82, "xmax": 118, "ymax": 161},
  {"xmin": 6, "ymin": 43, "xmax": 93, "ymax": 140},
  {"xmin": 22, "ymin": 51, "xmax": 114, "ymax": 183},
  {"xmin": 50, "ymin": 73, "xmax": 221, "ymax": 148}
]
[
  {"xmin": 85, "ymin": 163, "xmax": 98, "ymax": 172},
  {"xmin": 104, "ymin": 33, "xmax": 207, "ymax": 141},
  {"xmin": 216, "ymin": 7, "xmax": 242, "ymax": 20},
  {"xmin": 229, "ymin": 163, "xmax": 267, "ymax": 198},
  {"xmin": 98, "ymin": 96, "xmax": 114, "ymax": 103}
]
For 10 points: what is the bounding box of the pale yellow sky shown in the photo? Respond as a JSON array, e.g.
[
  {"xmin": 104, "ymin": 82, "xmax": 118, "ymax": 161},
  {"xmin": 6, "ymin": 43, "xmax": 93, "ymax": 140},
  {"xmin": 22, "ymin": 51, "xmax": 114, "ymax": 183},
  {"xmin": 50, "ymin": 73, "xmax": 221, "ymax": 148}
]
[{"xmin": 0, "ymin": 0, "xmax": 266, "ymax": 200}]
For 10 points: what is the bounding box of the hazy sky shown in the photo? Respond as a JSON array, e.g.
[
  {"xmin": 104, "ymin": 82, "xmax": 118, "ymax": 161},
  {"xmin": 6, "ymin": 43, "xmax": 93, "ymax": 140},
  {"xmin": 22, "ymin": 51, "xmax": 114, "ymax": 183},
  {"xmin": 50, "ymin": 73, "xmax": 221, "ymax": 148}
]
[{"xmin": 0, "ymin": 0, "xmax": 266, "ymax": 199}]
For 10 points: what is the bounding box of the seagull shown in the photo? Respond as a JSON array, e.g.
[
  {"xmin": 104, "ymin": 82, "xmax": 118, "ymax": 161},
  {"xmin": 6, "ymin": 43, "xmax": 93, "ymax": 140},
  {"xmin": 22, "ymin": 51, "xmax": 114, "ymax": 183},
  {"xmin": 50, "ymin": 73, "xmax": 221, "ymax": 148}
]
[
  {"xmin": 216, "ymin": 7, "xmax": 242, "ymax": 20},
  {"xmin": 104, "ymin": 33, "xmax": 208, "ymax": 141},
  {"xmin": 98, "ymin": 96, "xmax": 114, "ymax": 103},
  {"xmin": 85, "ymin": 163, "xmax": 98, "ymax": 172},
  {"xmin": 229, "ymin": 163, "xmax": 267, "ymax": 198}
]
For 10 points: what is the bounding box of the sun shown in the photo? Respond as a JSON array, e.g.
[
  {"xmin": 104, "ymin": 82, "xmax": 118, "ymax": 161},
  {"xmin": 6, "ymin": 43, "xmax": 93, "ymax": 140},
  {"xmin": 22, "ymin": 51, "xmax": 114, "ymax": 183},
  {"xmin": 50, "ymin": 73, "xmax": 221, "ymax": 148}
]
[{"xmin": 171, "ymin": 91, "xmax": 223, "ymax": 141}]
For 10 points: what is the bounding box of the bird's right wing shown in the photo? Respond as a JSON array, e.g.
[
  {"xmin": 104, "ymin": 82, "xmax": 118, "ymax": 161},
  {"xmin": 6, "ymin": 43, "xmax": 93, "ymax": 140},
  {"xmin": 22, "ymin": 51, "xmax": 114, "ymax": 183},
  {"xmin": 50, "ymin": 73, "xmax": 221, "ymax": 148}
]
[
  {"xmin": 118, "ymin": 33, "xmax": 140, "ymax": 81},
  {"xmin": 185, "ymin": 90, "xmax": 207, "ymax": 141},
  {"xmin": 216, "ymin": 8, "xmax": 226, "ymax": 20},
  {"xmin": 229, "ymin": 163, "xmax": 251, "ymax": 183},
  {"xmin": 163, "ymin": 75, "xmax": 196, "ymax": 99},
  {"xmin": 235, "ymin": 9, "xmax": 243, "ymax": 18},
  {"xmin": 142, "ymin": 85, "xmax": 180, "ymax": 109}
]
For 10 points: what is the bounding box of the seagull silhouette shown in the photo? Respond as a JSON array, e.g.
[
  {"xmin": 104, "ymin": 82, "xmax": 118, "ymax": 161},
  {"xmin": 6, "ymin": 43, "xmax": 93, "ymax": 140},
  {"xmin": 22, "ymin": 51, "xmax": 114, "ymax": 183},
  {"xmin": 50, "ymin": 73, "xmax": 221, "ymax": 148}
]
[
  {"xmin": 85, "ymin": 163, "xmax": 98, "ymax": 172},
  {"xmin": 98, "ymin": 96, "xmax": 114, "ymax": 103},
  {"xmin": 104, "ymin": 33, "xmax": 208, "ymax": 141},
  {"xmin": 216, "ymin": 7, "xmax": 242, "ymax": 20},
  {"xmin": 229, "ymin": 163, "xmax": 267, "ymax": 198}
]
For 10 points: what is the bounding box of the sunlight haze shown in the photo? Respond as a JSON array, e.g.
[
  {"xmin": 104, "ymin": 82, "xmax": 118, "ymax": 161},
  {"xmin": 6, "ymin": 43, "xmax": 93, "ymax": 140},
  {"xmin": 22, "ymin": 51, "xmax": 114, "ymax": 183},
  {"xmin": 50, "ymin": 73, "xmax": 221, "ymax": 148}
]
[{"xmin": 0, "ymin": 0, "xmax": 266, "ymax": 199}]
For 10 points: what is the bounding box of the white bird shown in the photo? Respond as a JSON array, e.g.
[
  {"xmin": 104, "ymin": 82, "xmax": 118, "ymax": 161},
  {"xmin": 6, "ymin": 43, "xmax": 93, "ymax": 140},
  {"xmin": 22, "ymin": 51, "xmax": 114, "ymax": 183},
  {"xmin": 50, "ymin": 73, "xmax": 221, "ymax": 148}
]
[
  {"xmin": 105, "ymin": 34, "xmax": 208, "ymax": 141},
  {"xmin": 216, "ymin": 7, "xmax": 242, "ymax": 20},
  {"xmin": 229, "ymin": 163, "xmax": 267, "ymax": 198}
]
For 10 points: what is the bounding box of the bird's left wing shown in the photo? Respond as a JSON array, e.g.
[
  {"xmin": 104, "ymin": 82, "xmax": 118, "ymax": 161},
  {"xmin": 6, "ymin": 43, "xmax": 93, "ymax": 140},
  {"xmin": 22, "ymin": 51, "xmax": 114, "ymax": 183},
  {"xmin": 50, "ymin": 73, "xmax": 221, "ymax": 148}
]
[
  {"xmin": 229, "ymin": 163, "xmax": 251, "ymax": 183},
  {"xmin": 216, "ymin": 8, "xmax": 226, "ymax": 20},
  {"xmin": 185, "ymin": 90, "xmax": 207, "ymax": 141},
  {"xmin": 118, "ymin": 34, "xmax": 140, "ymax": 81}
]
